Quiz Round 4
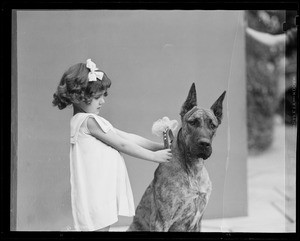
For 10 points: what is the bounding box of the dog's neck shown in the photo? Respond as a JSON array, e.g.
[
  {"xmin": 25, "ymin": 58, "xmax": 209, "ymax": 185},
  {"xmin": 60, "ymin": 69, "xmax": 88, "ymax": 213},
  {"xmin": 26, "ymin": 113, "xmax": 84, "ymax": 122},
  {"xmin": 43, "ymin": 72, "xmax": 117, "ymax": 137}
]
[{"xmin": 172, "ymin": 128, "xmax": 205, "ymax": 176}]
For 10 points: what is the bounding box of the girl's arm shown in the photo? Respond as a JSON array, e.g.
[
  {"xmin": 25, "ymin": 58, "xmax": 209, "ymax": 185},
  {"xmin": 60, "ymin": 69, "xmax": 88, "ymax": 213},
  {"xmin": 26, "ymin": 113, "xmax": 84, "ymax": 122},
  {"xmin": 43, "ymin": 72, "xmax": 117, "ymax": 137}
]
[
  {"xmin": 87, "ymin": 117, "xmax": 171, "ymax": 163},
  {"xmin": 114, "ymin": 128, "xmax": 164, "ymax": 151}
]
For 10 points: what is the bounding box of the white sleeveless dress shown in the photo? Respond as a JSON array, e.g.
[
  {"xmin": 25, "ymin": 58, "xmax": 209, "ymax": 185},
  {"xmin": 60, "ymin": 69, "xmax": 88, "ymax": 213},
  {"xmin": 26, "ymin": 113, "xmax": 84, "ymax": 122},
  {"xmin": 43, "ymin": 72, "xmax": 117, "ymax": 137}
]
[{"xmin": 70, "ymin": 113, "xmax": 135, "ymax": 231}]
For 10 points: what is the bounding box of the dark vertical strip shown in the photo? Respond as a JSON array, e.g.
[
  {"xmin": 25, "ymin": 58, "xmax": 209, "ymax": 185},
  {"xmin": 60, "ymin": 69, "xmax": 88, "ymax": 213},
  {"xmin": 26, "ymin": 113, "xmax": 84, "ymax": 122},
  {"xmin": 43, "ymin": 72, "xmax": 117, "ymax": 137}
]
[{"xmin": 11, "ymin": 9, "xmax": 18, "ymax": 231}]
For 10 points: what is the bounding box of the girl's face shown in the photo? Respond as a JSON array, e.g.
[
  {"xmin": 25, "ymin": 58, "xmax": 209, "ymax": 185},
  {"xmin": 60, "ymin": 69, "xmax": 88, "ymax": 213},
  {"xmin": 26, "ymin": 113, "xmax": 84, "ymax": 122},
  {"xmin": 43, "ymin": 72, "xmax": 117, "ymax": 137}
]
[{"xmin": 80, "ymin": 91, "xmax": 106, "ymax": 114}]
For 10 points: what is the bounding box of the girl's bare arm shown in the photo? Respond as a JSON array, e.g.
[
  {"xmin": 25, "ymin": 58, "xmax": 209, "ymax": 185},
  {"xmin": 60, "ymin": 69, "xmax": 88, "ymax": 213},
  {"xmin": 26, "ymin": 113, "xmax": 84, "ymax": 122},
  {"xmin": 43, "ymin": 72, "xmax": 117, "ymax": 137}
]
[
  {"xmin": 87, "ymin": 117, "xmax": 171, "ymax": 163},
  {"xmin": 114, "ymin": 128, "xmax": 165, "ymax": 151}
]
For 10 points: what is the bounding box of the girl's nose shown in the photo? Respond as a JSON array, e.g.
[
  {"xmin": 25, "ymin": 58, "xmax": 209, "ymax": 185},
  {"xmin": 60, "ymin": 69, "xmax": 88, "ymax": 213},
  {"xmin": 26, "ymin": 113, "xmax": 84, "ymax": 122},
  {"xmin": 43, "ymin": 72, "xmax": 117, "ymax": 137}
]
[{"xmin": 100, "ymin": 97, "xmax": 105, "ymax": 104}]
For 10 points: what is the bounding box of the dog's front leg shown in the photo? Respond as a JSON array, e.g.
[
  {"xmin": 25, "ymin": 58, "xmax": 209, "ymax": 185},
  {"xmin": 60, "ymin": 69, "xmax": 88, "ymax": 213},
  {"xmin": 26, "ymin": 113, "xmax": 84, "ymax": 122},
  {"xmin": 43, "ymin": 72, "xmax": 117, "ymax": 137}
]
[
  {"xmin": 149, "ymin": 199, "xmax": 174, "ymax": 232},
  {"xmin": 150, "ymin": 180, "xmax": 180, "ymax": 232}
]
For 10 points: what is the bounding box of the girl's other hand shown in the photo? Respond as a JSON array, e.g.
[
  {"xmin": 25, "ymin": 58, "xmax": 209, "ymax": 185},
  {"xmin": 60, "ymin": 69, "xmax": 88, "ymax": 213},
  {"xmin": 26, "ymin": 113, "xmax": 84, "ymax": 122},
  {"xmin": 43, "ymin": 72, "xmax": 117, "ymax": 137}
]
[{"xmin": 153, "ymin": 149, "xmax": 172, "ymax": 163}]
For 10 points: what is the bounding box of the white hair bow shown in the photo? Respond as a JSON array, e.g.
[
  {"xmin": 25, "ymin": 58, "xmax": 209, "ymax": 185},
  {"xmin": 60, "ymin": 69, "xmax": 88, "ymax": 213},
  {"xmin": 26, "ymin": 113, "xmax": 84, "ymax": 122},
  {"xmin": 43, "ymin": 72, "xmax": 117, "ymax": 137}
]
[{"xmin": 86, "ymin": 59, "xmax": 104, "ymax": 82}]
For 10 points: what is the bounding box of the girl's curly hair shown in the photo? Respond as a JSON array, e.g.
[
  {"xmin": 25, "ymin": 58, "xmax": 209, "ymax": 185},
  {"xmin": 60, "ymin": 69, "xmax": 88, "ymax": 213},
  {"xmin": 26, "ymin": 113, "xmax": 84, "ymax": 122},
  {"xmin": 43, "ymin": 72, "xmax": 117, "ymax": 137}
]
[{"xmin": 52, "ymin": 62, "xmax": 111, "ymax": 110}]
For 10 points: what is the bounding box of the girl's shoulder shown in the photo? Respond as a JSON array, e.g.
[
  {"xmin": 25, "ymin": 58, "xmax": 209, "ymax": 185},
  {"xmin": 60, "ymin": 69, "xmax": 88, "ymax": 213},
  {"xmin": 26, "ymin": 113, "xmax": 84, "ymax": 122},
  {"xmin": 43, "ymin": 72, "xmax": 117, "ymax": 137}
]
[
  {"xmin": 71, "ymin": 112, "xmax": 95, "ymax": 120},
  {"xmin": 71, "ymin": 112, "xmax": 90, "ymax": 125},
  {"xmin": 71, "ymin": 112, "xmax": 114, "ymax": 134},
  {"xmin": 71, "ymin": 112, "xmax": 111, "ymax": 124}
]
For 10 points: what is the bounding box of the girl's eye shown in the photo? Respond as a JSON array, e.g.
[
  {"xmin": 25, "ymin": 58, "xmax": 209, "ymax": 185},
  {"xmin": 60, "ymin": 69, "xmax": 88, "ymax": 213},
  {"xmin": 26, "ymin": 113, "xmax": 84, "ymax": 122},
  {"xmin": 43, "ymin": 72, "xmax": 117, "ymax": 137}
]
[{"xmin": 95, "ymin": 93, "xmax": 105, "ymax": 99}]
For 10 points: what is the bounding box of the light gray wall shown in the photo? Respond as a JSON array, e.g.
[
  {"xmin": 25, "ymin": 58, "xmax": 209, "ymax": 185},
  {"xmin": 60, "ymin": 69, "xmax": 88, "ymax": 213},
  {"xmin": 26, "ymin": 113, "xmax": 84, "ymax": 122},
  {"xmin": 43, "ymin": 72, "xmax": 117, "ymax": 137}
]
[{"xmin": 15, "ymin": 10, "xmax": 247, "ymax": 230}]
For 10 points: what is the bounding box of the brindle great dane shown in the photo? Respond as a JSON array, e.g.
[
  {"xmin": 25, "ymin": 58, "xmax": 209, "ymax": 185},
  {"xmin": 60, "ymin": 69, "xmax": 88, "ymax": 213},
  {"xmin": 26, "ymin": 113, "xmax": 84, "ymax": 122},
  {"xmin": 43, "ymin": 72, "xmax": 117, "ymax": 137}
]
[{"xmin": 128, "ymin": 83, "xmax": 226, "ymax": 232}]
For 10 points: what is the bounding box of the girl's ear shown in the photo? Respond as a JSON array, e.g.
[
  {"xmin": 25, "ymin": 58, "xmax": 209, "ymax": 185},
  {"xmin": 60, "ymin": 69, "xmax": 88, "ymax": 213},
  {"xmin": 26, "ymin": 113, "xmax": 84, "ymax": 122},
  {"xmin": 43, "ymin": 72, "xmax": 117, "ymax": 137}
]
[{"xmin": 180, "ymin": 83, "xmax": 197, "ymax": 118}]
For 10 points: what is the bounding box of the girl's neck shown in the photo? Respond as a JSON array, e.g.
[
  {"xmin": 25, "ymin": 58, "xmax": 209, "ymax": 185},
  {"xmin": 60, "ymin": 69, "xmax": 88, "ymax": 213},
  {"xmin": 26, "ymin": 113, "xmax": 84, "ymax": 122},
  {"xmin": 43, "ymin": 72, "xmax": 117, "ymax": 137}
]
[{"xmin": 73, "ymin": 104, "xmax": 87, "ymax": 116}]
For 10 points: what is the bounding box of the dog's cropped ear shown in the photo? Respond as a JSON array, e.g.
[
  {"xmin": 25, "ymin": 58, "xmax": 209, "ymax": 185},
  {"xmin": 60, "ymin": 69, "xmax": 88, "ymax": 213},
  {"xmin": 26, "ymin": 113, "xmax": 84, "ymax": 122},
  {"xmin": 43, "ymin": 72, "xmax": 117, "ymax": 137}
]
[
  {"xmin": 180, "ymin": 83, "xmax": 197, "ymax": 118},
  {"xmin": 210, "ymin": 91, "xmax": 226, "ymax": 125}
]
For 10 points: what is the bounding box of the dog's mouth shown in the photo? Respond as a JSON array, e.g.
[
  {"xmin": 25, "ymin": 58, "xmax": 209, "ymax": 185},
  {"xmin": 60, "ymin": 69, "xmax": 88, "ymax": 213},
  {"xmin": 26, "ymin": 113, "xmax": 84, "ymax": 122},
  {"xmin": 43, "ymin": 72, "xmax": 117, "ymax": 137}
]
[
  {"xmin": 197, "ymin": 152, "xmax": 211, "ymax": 160},
  {"xmin": 191, "ymin": 146, "xmax": 212, "ymax": 160}
]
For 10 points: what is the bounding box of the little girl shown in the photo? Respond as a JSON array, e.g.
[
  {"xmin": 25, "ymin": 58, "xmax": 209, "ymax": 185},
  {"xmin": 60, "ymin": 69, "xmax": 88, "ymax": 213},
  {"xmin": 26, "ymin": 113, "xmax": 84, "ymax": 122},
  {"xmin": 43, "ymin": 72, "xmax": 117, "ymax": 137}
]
[{"xmin": 52, "ymin": 59, "xmax": 172, "ymax": 232}]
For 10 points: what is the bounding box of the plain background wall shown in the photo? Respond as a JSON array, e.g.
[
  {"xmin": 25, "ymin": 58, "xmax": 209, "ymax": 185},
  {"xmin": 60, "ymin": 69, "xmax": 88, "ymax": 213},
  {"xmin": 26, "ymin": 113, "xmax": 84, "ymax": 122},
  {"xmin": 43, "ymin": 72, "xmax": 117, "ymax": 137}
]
[{"xmin": 15, "ymin": 10, "xmax": 247, "ymax": 230}]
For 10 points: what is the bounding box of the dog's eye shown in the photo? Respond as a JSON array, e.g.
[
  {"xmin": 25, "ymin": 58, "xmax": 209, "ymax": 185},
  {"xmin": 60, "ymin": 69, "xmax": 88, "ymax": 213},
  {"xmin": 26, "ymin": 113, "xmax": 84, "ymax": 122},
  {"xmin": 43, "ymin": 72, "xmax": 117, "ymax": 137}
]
[
  {"xmin": 210, "ymin": 122, "xmax": 216, "ymax": 129},
  {"xmin": 189, "ymin": 119, "xmax": 198, "ymax": 126}
]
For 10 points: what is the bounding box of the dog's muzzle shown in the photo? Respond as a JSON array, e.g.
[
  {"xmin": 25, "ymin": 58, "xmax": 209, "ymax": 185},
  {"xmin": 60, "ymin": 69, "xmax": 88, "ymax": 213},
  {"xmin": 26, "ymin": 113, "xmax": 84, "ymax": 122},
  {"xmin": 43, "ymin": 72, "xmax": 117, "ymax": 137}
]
[
  {"xmin": 192, "ymin": 139, "xmax": 212, "ymax": 160},
  {"xmin": 196, "ymin": 149, "xmax": 212, "ymax": 160}
]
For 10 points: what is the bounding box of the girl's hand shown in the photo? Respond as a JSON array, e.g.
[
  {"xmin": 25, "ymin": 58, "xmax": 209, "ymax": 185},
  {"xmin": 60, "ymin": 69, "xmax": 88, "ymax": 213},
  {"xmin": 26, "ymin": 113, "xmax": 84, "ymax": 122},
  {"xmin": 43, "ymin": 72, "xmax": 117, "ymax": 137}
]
[{"xmin": 153, "ymin": 149, "xmax": 172, "ymax": 163}]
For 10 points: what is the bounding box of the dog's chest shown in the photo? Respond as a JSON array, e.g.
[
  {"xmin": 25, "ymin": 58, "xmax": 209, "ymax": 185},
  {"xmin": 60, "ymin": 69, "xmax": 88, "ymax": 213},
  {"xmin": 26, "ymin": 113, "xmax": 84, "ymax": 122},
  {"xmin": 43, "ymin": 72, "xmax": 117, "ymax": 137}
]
[
  {"xmin": 167, "ymin": 167, "xmax": 212, "ymax": 231},
  {"xmin": 186, "ymin": 166, "xmax": 212, "ymax": 197},
  {"xmin": 188, "ymin": 172, "xmax": 212, "ymax": 217}
]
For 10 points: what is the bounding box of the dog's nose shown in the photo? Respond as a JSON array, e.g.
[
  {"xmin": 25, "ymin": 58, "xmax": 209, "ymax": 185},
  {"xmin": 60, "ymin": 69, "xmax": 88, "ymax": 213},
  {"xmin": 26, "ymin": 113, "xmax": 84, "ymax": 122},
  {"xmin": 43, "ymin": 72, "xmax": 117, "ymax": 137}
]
[{"xmin": 198, "ymin": 139, "xmax": 211, "ymax": 148}]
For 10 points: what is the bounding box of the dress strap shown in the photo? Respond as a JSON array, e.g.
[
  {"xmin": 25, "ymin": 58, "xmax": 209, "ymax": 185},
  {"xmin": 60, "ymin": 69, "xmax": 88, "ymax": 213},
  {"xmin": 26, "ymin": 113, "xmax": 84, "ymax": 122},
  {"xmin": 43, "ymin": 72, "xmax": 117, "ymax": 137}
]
[{"xmin": 70, "ymin": 113, "xmax": 113, "ymax": 144}]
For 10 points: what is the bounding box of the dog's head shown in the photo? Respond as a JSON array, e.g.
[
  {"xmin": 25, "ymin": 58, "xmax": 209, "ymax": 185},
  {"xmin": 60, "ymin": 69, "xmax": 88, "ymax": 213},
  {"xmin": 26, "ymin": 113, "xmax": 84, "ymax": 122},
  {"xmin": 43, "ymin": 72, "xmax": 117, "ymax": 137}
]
[{"xmin": 179, "ymin": 83, "xmax": 226, "ymax": 160}]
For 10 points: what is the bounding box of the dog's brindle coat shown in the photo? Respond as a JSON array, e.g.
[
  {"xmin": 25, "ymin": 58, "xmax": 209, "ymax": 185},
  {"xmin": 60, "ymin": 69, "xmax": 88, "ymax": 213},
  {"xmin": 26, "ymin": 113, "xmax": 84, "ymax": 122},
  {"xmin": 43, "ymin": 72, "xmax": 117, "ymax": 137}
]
[{"xmin": 128, "ymin": 83, "xmax": 226, "ymax": 232}]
